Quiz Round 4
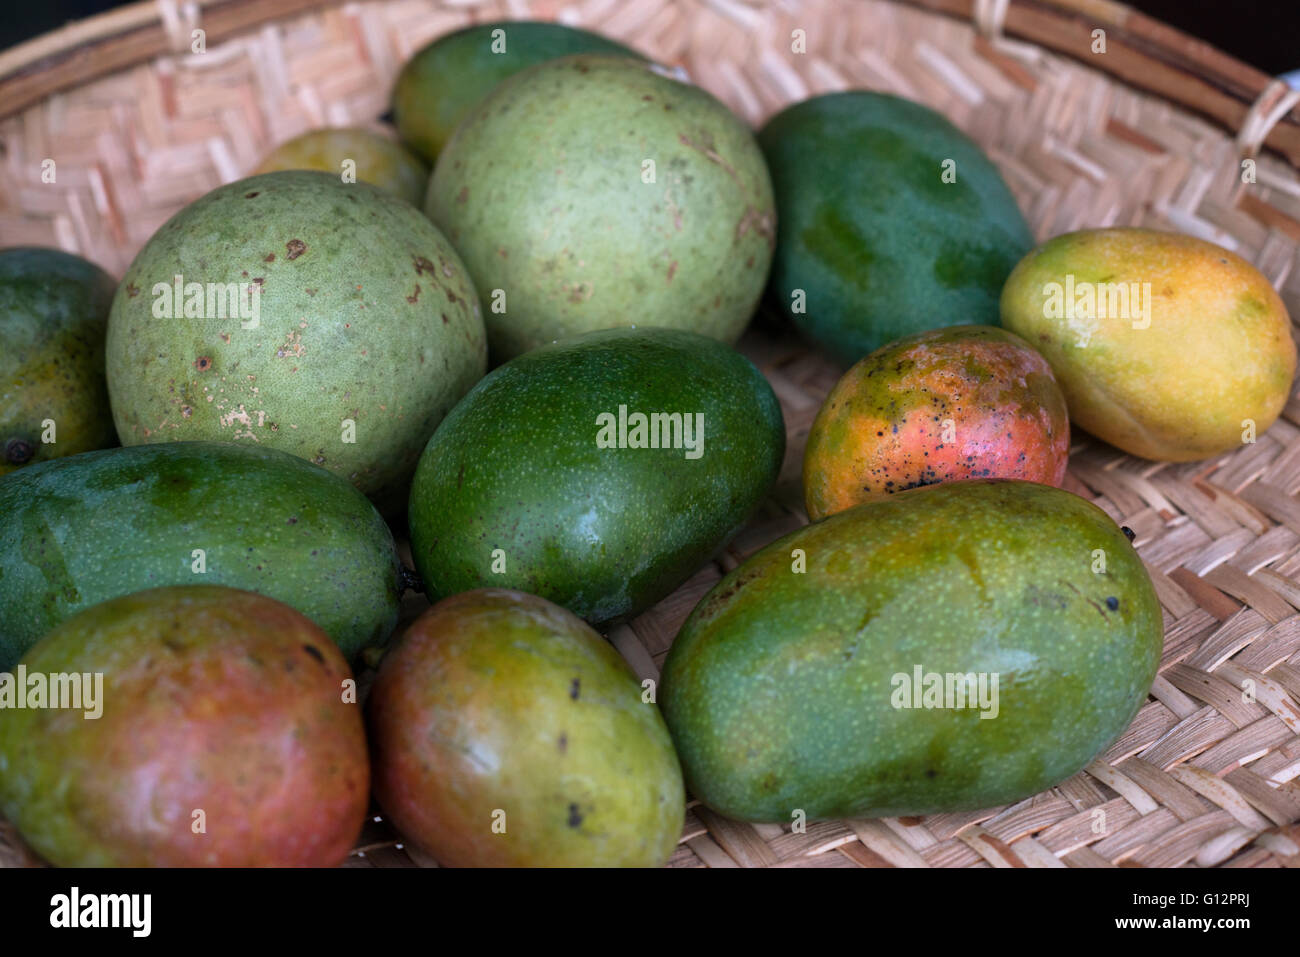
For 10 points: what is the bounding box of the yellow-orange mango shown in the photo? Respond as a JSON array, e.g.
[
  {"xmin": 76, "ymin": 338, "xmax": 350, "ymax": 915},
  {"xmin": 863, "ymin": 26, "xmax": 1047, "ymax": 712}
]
[{"xmin": 1001, "ymin": 228, "xmax": 1295, "ymax": 461}]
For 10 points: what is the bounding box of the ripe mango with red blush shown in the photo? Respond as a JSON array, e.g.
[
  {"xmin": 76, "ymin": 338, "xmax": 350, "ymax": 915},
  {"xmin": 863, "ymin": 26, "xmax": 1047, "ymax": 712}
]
[
  {"xmin": 803, "ymin": 325, "xmax": 1069, "ymax": 520},
  {"xmin": 0, "ymin": 586, "xmax": 369, "ymax": 866}
]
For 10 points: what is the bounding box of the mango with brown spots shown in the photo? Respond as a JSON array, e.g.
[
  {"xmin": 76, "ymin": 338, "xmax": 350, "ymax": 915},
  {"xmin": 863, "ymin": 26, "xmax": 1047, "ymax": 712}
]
[
  {"xmin": 1000, "ymin": 228, "xmax": 1296, "ymax": 461},
  {"xmin": 803, "ymin": 325, "xmax": 1069, "ymax": 520},
  {"xmin": 426, "ymin": 55, "xmax": 774, "ymax": 361},
  {"xmin": 368, "ymin": 588, "xmax": 684, "ymax": 866},
  {"xmin": 104, "ymin": 171, "xmax": 487, "ymax": 510}
]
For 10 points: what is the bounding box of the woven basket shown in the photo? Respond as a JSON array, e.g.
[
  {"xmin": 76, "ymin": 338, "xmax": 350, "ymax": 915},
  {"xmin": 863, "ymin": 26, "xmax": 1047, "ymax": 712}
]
[{"xmin": 3, "ymin": 0, "xmax": 1300, "ymax": 869}]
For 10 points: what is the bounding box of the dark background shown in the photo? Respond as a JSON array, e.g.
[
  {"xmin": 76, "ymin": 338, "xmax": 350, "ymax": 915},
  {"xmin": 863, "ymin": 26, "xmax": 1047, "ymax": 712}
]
[{"xmin": 0, "ymin": 0, "xmax": 1297, "ymax": 75}]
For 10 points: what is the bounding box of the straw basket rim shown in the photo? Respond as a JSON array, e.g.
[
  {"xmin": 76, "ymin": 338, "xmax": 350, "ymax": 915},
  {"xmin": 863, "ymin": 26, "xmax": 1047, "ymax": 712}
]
[{"xmin": 1, "ymin": 0, "xmax": 1299, "ymax": 163}]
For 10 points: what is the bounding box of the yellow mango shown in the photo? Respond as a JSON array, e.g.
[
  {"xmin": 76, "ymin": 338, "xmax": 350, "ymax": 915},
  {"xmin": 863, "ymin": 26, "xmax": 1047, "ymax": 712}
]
[
  {"xmin": 253, "ymin": 128, "xmax": 428, "ymax": 207},
  {"xmin": 1001, "ymin": 228, "xmax": 1295, "ymax": 461}
]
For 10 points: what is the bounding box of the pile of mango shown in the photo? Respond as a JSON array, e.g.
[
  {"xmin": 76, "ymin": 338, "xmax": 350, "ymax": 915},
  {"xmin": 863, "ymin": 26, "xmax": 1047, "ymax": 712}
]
[{"xmin": 1, "ymin": 21, "xmax": 1294, "ymax": 868}]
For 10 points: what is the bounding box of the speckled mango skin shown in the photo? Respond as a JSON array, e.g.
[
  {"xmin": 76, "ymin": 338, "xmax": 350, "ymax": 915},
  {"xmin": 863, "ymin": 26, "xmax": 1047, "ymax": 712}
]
[
  {"xmin": 0, "ymin": 441, "xmax": 402, "ymax": 669},
  {"xmin": 426, "ymin": 54, "xmax": 776, "ymax": 361},
  {"xmin": 660, "ymin": 480, "xmax": 1163, "ymax": 822},
  {"xmin": 408, "ymin": 327, "xmax": 784, "ymax": 625},
  {"xmin": 392, "ymin": 21, "xmax": 641, "ymax": 163},
  {"xmin": 1001, "ymin": 228, "xmax": 1296, "ymax": 461},
  {"xmin": 758, "ymin": 92, "xmax": 1034, "ymax": 365},
  {"xmin": 368, "ymin": 588, "xmax": 684, "ymax": 866},
  {"xmin": 0, "ymin": 586, "xmax": 369, "ymax": 867},
  {"xmin": 105, "ymin": 171, "xmax": 487, "ymax": 509},
  {"xmin": 0, "ymin": 248, "xmax": 118, "ymax": 475},
  {"xmin": 253, "ymin": 128, "xmax": 430, "ymax": 207},
  {"xmin": 803, "ymin": 325, "xmax": 1069, "ymax": 519}
]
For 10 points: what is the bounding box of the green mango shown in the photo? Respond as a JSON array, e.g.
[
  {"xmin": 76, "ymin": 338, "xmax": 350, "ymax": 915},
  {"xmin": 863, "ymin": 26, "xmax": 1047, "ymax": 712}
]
[
  {"xmin": 0, "ymin": 248, "xmax": 117, "ymax": 475},
  {"xmin": 757, "ymin": 92, "xmax": 1034, "ymax": 365},
  {"xmin": 426, "ymin": 54, "xmax": 775, "ymax": 361},
  {"xmin": 253, "ymin": 127, "xmax": 429, "ymax": 206},
  {"xmin": 368, "ymin": 588, "xmax": 684, "ymax": 866},
  {"xmin": 0, "ymin": 585, "xmax": 369, "ymax": 867},
  {"xmin": 408, "ymin": 327, "xmax": 784, "ymax": 625},
  {"xmin": 660, "ymin": 479, "xmax": 1163, "ymax": 822},
  {"xmin": 104, "ymin": 170, "xmax": 487, "ymax": 510},
  {"xmin": 0, "ymin": 441, "xmax": 402, "ymax": 668},
  {"xmin": 392, "ymin": 20, "xmax": 641, "ymax": 163}
]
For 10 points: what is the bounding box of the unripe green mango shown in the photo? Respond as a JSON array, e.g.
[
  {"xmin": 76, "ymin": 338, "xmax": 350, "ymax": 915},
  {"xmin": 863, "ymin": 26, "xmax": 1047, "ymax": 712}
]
[
  {"xmin": 660, "ymin": 480, "xmax": 1163, "ymax": 822},
  {"xmin": 426, "ymin": 54, "xmax": 775, "ymax": 361},
  {"xmin": 392, "ymin": 20, "xmax": 642, "ymax": 163},
  {"xmin": 105, "ymin": 171, "xmax": 487, "ymax": 510},
  {"xmin": 369, "ymin": 588, "xmax": 684, "ymax": 866},
  {"xmin": 757, "ymin": 92, "xmax": 1034, "ymax": 365},
  {"xmin": 0, "ymin": 442, "xmax": 402, "ymax": 668},
  {"xmin": 0, "ymin": 248, "xmax": 117, "ymax": 475},
  {"xmin": 408, "ymin": 327, "xmax": 784, "ymax": 626}
]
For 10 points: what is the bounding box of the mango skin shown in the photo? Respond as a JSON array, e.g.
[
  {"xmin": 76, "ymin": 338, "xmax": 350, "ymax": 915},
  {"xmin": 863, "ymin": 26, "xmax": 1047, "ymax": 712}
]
[
  {"xmin": 408, "ymin": 327, "xmax": 784, "ymax": 625},
  {"xmin": 368, "ymin": 588, "xmax": 684, "ymax": 867},
  {"xmin": 1000, "ymin": 228, "xmax": 1297, "ymax": 461},
  {"xmin": 0, "ymin": 586, "xmax": 369, "ymax": 867},
  {"xmin": 758, "ymin": 92, "xmax": 1034, "ymax": 365},
  {"xmin": 803, "ymin": 325, "xmax": 1068, "ymax": 519},
  {"xmin": 253, "ymin": 128, "xmax": 429, "ymax": 207},
  {"xmin": 105, "ymin": 170, "xmax": 487, "ymax": 509},
  {"xmin": 660, "ymin": 480, "xmax": 1163, "ymax": 822},
  {"xmin": 392, "ymin": 20, "xmax": 641, "ymax": 163},
  {"xmin": 0, "ymin": 248, "xmax": 118, "ymax": 476},
  {"xmin": 427, "ymin": 54, "xmax": 776, "ymax": 361},
  {"xmin": 0, "ymin": 441, "xmax": 402, "ymax": 669}
]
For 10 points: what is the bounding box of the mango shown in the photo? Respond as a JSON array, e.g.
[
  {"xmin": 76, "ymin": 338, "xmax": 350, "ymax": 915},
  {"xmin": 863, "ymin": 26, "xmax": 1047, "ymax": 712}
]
[
  {"xmin": 0, "ymin": 441, "xmax": 402, "ymax": 669},
  {"xmin": 758, "ymin": 92, "xmax": 1034, "ymax": 364},
  {"xmin": 104, "ymin": 170, "xmax": 487, "ymax": 509},
  {"xmin": 1000, "ymin": 227, "xmax": 1296, "ymax": 461},
  {"xmin": 660, "ymin": 480, "xmax": 1163, "ymax": 822},
  {"xmin": 803, "ymin": 325, "xmax": 1068, "ymax": 519},
  {"xmin": 253, "ymin": 128, "xmax": 429, "ymax": 206},
  {"xmin": 408, "ymin": 327, "xmax": 784, "ymax": 625},
  {"xmin": 368, "ymin": 588, "xmax": 684, "ymax": 866},
  {"xmin": 392, "ymin": 20, "xmax": 641, "ymax": 163},
  {"xmin": 1, "ymin": 248, "xmax": 117, "ymax": 475},
  {"xmin": 0, "ymin": 586, "xmax": 369, "ymax": 866},
  {"xmin": 426, "ymin": 54, "xmax": 775, "ymax": 361}
]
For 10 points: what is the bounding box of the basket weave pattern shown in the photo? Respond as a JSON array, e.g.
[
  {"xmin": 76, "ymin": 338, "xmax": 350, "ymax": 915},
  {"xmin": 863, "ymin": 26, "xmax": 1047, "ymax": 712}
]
[{"xmin": 2, "ymin": 0, "xmax": 1300, "ymax": 868}]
